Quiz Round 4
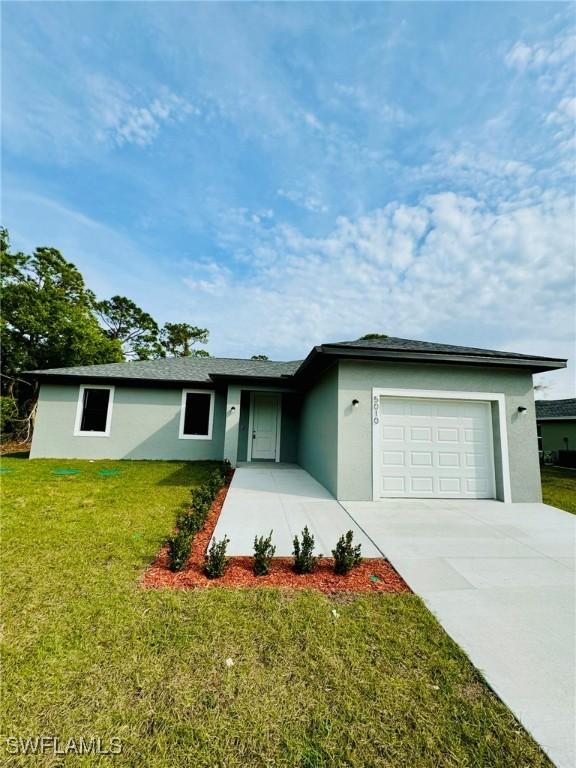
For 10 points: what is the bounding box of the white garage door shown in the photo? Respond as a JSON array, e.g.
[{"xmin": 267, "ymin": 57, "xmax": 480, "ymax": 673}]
[{"xmin": 378, "ymin": 397, "xmax": 495, "ymax": 499}]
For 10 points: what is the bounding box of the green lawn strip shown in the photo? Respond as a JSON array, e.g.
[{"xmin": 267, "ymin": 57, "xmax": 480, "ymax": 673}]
[
  {"xmin": 541, "ymin": 466, "xmax": 576, "ymax": 514},
  {"xmin": 0, "ymin": 458, "xmax": 551, "ymax": 767}
]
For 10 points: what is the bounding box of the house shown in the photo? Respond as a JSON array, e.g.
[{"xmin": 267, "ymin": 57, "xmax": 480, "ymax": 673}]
[
  {"xmin": 27, "ymin": 336, "xmax": 567, "ymax": 502},
  {"xmin": 536, "ymin": 398, "xmax": 576, "ymax": 466}
]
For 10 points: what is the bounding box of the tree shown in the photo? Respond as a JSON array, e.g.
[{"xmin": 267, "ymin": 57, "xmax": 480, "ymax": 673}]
[
  {"xmin": 0, "ymin": 228, "xmax": 122, "ymax": 418},
  {"xmin": 359, "ymin": 333, "xmax": 389, "ymax": 340},
  {"xmin": 159, "ymin": 323, "xmax": 209, "ymax": 357},
  {"xmin": 0, "ymin": 227, "xmax": 213, "ymax": 439},
  {"xmin": 95, "ymin": 295, "xmax": 160, "ymax": 360},
  {"xmin": 251, "ymin": 354, "xmax": 269, "ymax": 360}
]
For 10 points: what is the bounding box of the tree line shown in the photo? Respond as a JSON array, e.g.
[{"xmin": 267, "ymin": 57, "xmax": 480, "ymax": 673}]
[{"xmin": 0, "ymin": 228, "xmax": 213, "ymax": 439}]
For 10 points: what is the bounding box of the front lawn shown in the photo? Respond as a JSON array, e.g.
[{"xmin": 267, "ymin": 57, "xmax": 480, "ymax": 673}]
[
  {"xmin": 541, "ymin": 466, "xmax": 576, "ymax": 514},
  {"xmin": 1, "ymin": 458, "xmax": 550, "ymax": 767}
]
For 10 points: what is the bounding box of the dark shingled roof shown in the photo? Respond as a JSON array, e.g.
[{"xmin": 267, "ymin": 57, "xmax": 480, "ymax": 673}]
[
  {"xmin": 329, "ymin": 337, "xmax": 563, "ymax": 362},
  {"xmin": 26, "ymin": 336, "xmax": 566, "ymax": 383},
  {"xmin": 535, "ymin": 398, "xmax": 576, "ymax": 419},
  {"xmin": 27, "ymin": 356, "xmax": 301, "ymax": 384}
]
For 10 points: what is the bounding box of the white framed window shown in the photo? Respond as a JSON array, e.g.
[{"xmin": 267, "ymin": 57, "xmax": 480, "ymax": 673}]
[
  {"xmin": 537, "ymin": 424, "xmax": 543, "ymax": 453},
  {"xmin": 179, "ymin": 389, "xmax": 215, "ymax": 440},
  {"xmin": 74, "ymin": 384, "xmax": 115, "ymax": 437}
]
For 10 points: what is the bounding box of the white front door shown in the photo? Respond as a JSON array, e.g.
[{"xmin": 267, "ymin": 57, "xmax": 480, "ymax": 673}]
[
  {"xmin": 250, "ymin": 393, "xmax": 280, "ymax": 461},
  {"xmin": 378, "ymin": 397, "xmax": 495, "ymax": 499}
]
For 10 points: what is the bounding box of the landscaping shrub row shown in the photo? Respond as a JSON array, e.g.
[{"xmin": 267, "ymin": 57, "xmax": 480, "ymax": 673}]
[
  {"xmin": 166, "ymin": 462, "xmax": 230, "ymax": 572},
  {"xmin": 205, "ymin": 525, "xmax": 363, "ymax": 580},
  {"xmin": 167, "ymin": 466, "xmax": 364, "ymax": 580}
]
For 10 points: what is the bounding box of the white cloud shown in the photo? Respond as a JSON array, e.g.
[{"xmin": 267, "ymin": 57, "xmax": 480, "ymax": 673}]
[
  {"xmin": 87, "ymin": 75, "xmax": 196, "ymax": 147},
  {"xmin": 333, "ymin": 83, "xmax": 412, "ymax": 125},
  {"xmin": 505, "ymin": 41, "xmax": 533, "ymax": 71},
  {"xmin": 505, "ymin": 35, "xmax": 576, "ymax": 73},
  {"xmin": 180, "ymin": 190, "xmax": 574, "ymax": 397},
  {"xmin": 277, "ymin": 188, "xmax": 329, "ymax": 213},
  {"xmin": 505, "ymin": 31, "xmax": 576, "ymax": 100}
]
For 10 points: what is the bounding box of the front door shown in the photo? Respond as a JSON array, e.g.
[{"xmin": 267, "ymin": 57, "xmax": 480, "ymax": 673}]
[{"xmin": 250, "ymin": 393, "xmax": 280, "ymax": 461}]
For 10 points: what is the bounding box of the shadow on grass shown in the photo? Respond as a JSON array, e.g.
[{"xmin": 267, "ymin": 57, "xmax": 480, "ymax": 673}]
[
  {"xmin": 156, "ymin": 461, "xmax": 219, "ymax": 487},
  {"xmin": 1, "ymin": 451, "xmax": 30, "ymax": 459}
]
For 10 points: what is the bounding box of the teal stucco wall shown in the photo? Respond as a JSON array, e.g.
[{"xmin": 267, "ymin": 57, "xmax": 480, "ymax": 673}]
[
  {"xmin": 30, "ymin": 383, "xmax": 226, "ymax": 460},
  {"xmin": 337, "ymin": 360, "xmax": 541, "ymax": 503},
  {"xmin": 539, "ymin": 420, "xmax": 576, "ymax": 458},
  {"xmin": 236, "ymin": 391, "xmax": 251, "ymax": 462},
  {"xmin": 280, "ymin": 394, "xmax": 301, "ymax": 463},
  {"xmin": 297, "ymin": 365, "xmax": 339, "ymax": 496}
]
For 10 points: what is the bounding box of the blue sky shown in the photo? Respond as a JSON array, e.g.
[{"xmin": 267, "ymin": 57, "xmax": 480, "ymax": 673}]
[{"xmin": 2, "ymin": 2, "xmax": 575, "ymax": 395}]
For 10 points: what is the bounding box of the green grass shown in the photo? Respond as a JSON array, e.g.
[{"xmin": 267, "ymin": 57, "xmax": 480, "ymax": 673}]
[
  {"xmin": 0, "ymin": 458, "xmax": 550, "ymax": 767},
  {"xmin": 541, "ymin": 466, "xmax": 576, "ymax": 514}
]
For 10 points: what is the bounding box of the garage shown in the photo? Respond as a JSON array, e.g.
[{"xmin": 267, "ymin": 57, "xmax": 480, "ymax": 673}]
[{"xmin": 377, "ymin": 396, "xmax": 496, "ymax": 499}]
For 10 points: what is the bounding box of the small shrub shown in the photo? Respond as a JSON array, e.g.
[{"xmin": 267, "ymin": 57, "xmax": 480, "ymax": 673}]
[
  {"xmin": 292, "ymin": 526, "xmax": 319, "ymax": 574},
  {"xmin": 206, "ymin": 469, "xmax": 224, "ymax": 497},
  {"xmin": 192, "ymin": 485, "xmax": 211, "ymax": 507},
  {"xmin": 167, "ymin": 530, "xmax": 192, "ymax": 572},
  {"xmin": 253, "ymin": 530, "xmax": 275, "ymax": 576},
  {"xmin": 176, "ymin": 507, "xmax": 205, "ymax": 537},
  {"xmin": 189, "ymin": 493, "xmax": 210, "ymax": 517},
  {"xmin": 204, "ymin": 535, "xmax": 230, "ymax": 579},
  {"xmin": 332, "ymin": 530, "xmax": 362, "ymax": 575}
]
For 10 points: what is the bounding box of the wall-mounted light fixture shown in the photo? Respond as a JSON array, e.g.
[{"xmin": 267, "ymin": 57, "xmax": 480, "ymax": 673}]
[
  {"xmin": 352, "ymin": 399, "xmax": 360, "ymax": 408},
  {"xmin": 517, "ymin": 406, "xmax": 527, "ymax": 415},
  {"xmin": 230, "ymin": 405, "xmax": 236, "ymax": 412}
]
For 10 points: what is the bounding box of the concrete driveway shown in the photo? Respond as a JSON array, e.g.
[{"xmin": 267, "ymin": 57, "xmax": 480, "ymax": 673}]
[
  {"xmin": 343, "ymin": 498, "xmax": 576, "ymax": 768},
  {"xmin": 212, "ymin": 465, "xmax": 380, "ymax": 557}
]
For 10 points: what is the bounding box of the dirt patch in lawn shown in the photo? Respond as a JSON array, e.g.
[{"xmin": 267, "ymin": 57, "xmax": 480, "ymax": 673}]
[{"xmin": 142, "ymin": 475, "xmax": 410, "ymax": 594}]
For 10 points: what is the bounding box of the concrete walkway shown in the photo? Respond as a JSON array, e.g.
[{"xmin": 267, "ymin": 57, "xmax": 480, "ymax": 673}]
[
  {"xmin": 212, "ymin": 465, "xmax": 380, "ymax": 557},
  {"xmin": 343, "ymin": 498, "xmax": 576, "ymax": 768}
]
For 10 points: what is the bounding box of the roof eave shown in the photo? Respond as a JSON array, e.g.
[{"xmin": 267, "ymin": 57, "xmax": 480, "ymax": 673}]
[
  {"xmin": 208, "ymin": 373, "xmax": 296, "ymax": 386},
  {"xmin": 317, "ymin": 345, "xmax": 567, "ymax": 373},
  {"xmin": 536, "ymin": 415, "xmax": 576, "ymax": 421},
  {"xmin": 29, "ymin": 372, "xmax": 215, "ymax": 387}
]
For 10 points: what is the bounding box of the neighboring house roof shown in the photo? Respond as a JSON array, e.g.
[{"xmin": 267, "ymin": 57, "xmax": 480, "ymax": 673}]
[
  {"xmin": 26, "ymin": 335, "xmax": 567, "ymax": 385},
  {"xmin": 535, "ymin": 398, "xmax": 576, "ymax": 420}
]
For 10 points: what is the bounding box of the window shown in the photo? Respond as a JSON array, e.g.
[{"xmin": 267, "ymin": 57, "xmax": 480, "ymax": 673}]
[
  {"xmin": 179, "ymin": 390, "xmax": 214, "ymax": 440},
  {"xmin": 537, "ymin": 424, "xmax": 543, "ymax": 454},
  {"xmin": 74, "ymin": 385, "xmax": 114, "ymax": 436}
]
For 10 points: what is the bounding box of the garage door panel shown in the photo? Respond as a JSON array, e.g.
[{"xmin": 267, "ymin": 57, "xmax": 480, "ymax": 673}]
[
  {"xmin": 410, "ymin": 426, "xmax": 432, "ymax": 441},
  {"xmin": 466, "ymin": 478, "xmax": 491, "ymax": 494},
  {"xmin": 437, "ymin": 427, "xmax": 459, "ymax": 442},
  {"xmin": 409, "ymin": 401, "xmax": 435, "ymax": 417},
  {"xmin": 410, "ymin": 477, "xmax": 434, "ymax": 493},
  {"xmin": 438, "ymin": 477, "xmax": 461, "ymax": 493},
  {"xmin": 382, "ymin": 477, "xmax": 406, "ymax": 492},
  {"xmin": 384, "ymin": 400, "xmax": 409, "ymax": 415},
  {"xmin": 410, "ymin": 451, "xmax": 433, "ymax": 466},
  {"xmin": 378, "ymin": 397, "xmax": 495, "ymax": 499},
  {"xmin": 464, "ymin": 428, "xmax": 485, "ymax": 443},
  {"xmin": 438, "ymin": 452, "xmax": 460, "ymax": 467},
  {"xmin": 465, "ymin": 452, "xmax": 486, "ymax": 467},
  {"xmin": 382, "ymin": 425, "xmax": 404, "ymax": 440},
  {"xmin": 382, "ymin": 451, "xmax": 405, "ymax": 466}
]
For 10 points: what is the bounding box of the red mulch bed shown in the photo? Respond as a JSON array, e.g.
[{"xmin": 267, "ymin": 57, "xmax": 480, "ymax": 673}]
[{"xmin": 142, "ymin": 473, "xmax": 410, "ymax": 594}]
